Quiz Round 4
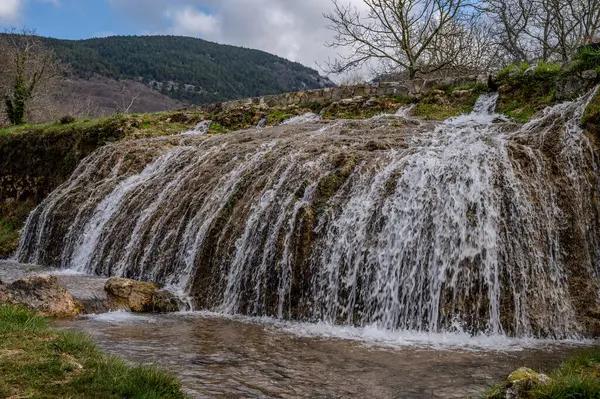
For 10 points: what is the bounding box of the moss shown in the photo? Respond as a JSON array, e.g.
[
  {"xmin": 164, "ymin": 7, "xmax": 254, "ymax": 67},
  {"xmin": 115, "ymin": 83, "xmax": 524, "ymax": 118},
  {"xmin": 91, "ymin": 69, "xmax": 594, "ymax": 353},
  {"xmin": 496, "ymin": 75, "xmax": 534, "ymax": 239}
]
[
  {"xmin": 582, "ymin": 86, "xmax": 600, "ymax": 136},
  {"xmin": 306, "ymin": 102, "xmax": 323, "ymax": 113},
  {"xmin": 266, "ymin": 110, "xmax": 294, "ymax": 125},
  {"xmin": 0, "ymin": 218, "xmax": 19, "ymax": 258},
  {"xmin": 208, "ymin": 122, "xmax": 229, "ymax": 134},
  {"xmin": 0, "ymin": 305, "xmax": 188, "ymax": 398},
  {"xmin": 313, "ymin": 153, "xmax": 358, "ymax": 215}
]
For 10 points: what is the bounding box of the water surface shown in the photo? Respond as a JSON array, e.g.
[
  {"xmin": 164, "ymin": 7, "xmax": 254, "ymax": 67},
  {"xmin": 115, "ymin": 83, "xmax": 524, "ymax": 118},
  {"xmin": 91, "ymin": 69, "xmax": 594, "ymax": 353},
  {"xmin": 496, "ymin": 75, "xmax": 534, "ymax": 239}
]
[{"xmin": 54, "ymin": 312, "xmax": 596, "ymax": 399}]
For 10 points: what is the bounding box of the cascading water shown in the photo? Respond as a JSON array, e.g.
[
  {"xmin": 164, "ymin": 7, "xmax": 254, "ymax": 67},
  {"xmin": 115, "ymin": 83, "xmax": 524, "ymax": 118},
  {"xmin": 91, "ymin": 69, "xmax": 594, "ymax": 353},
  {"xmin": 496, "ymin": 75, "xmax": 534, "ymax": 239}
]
[{"xmin": 16, "ymin": 92, "xmax": 600, "ymax": 338}]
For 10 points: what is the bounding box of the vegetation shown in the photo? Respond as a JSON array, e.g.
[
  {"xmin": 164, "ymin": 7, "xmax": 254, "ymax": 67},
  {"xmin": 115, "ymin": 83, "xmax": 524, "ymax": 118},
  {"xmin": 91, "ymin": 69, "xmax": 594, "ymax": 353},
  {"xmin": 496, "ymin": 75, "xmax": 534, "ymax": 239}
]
[
  {"xmin": 572, "ymin": 46, "xmax": 600, "ymax": 73},
  {"xmin": 0, "ymin": 305, "xmax": 187, "ymax": 398},
  {"xmin": 39, "ymin": 35, "xmax": 333, "ymax": 105},
  {"xmin": 495, "ymin": 61, "xmax": 562, "ymax": 122},
  {"xmin": 485, "ymin": 351, "xmax": 600, "ymax": 398},
  {"xmin": 583, "ymin": 86, "xmax": 600, "ymax": 136},
  {"xmin": 413, "ymin": 85, "xmax": 488, "ymax": 120},
  {"xmin": 0, "ymin": 218, "xmax": 19, "ymax": 258}
]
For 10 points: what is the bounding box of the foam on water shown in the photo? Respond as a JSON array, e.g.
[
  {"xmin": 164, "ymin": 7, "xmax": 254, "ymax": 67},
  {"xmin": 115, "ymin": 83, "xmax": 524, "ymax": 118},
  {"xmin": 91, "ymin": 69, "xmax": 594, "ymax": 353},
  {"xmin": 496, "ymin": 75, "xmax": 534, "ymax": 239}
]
[
  {"xmin": 84, "ymin": 311, "xmax": 157, "ymax": 324},
  {"xmin": 48, "ymin": 268, "xmax": 90, "ymax": 276},
  {"xmin": 169, "ymin": 310, "xmax": 589, "ymax": 351},
  {"xmin": 179, "ymin": 120, "xmax": 212, "ymax": 136},
  {"xmin": 281, "ymin": 112, "xmax": 321, "ymax": 125}
]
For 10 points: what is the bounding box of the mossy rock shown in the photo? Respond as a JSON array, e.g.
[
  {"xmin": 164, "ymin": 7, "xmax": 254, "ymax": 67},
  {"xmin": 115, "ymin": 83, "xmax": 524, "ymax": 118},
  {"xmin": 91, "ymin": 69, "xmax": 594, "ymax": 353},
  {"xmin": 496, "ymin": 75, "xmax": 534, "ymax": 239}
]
[
  {"xmin": 582, "ymin": 86, "xmax": 600, "ymax": 136},
  {"xmin": 485, "ymin": 367, "xmax": 552, "ymax": 399}
]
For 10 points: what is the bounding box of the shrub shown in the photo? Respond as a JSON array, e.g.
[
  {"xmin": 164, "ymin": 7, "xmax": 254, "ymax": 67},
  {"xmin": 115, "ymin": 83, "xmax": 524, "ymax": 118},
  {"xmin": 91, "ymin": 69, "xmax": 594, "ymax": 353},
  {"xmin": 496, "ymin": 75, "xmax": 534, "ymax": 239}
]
[
  {"xmin": 573, "ymin": 46, "xmax": 600, "ymax": 72},
  {"xmin": 60, "ymin": 115, "xmax": 76, "ymax": 125}
]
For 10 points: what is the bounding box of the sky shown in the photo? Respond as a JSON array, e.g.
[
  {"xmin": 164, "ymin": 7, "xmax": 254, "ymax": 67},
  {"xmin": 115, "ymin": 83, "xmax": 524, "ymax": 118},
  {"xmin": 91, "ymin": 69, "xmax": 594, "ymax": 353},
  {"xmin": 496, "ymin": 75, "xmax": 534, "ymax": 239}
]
[{"xmin": 0, "ymin": 0, "xmax": 368, "ymax": 74}]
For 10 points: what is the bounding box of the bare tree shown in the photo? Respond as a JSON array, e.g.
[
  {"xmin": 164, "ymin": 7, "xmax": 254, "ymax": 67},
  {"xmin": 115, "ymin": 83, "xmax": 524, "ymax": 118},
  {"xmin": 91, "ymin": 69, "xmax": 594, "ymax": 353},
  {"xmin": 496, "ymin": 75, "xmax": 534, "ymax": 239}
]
[
  {"xmin": 115, "ymin": 84, "xmax": 141, "ymax": 114},
  {"xmin": 324, "ymin": 0, "xmax": 477, "ymax": 79},
  {"xmin": 338, "ymin": 70, "xmax": 368, "ymax": 85},
  {"xmin": 0, "ymin": 28, "xmax": 65, "ymax": 125},
  {"xmin": 483, "ymin": 0, "xmax": 600, "ymax": 63}
]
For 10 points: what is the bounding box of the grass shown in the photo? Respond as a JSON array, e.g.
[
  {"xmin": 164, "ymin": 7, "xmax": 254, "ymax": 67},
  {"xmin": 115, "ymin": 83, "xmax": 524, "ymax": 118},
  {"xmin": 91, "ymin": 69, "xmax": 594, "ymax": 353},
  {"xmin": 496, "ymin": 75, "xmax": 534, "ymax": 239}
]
[
  {"xmin": 0, "ymin": 305, "xmax": 188, "ymax": 399},
  {"xmin": 412, "ymin": 86, "xmax": 485, "ymax": 121},
  {"xmin": 496, "ymin": 61, "xmax": 562, "ymax": 122},
  {"xmin": 0, "ymin": 218, "xmax": 19, "ymax": 258},
  {"xmin": 484, "ymin": 351, "xmax": 600, "ymax": 399},
  {"xmin": 208, "ymin": 121, "xmax": 229, "ymax": 134},
  {"xmin": 0, "ymin": 111, "xmax": 204, "ymax": 138},
  {"xmin": 266, "ymin": 110, "xmax": 294, "ymax": 125}
]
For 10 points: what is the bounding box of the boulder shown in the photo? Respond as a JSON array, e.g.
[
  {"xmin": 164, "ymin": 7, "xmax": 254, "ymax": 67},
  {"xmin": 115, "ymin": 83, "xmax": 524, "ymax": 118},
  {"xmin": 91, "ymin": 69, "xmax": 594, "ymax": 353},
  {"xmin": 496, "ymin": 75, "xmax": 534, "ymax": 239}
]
[
  {"xmin": 556, "ymin": 70, "xmax": 598, "ymax": 100},
  {"xmin": 104, "ymin": 277, "xmax": 179, "ymax": 313},
  {"xmin": 2, "ymin": 274, "xmax": 80, "ymax": 317}
]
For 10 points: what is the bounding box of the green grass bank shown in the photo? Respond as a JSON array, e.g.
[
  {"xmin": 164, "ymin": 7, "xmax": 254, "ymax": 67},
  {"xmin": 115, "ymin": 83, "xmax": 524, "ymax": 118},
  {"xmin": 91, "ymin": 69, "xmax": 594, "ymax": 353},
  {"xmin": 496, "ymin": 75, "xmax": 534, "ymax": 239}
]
[
  {"xmin": 485, "ymin": 350, "xmax": 600, "ymax": 398},
  {"xmin": 0, "ymin": 305, "xmax": 188, "ymax": 398}
]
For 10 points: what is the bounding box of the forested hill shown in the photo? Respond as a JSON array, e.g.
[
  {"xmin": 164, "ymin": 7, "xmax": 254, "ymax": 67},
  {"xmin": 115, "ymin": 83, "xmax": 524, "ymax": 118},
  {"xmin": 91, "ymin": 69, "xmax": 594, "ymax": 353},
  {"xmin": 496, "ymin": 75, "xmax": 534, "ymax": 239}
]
[{"xmin": 42, "ymin": 35, "xmax": 335, "ymax": 105}]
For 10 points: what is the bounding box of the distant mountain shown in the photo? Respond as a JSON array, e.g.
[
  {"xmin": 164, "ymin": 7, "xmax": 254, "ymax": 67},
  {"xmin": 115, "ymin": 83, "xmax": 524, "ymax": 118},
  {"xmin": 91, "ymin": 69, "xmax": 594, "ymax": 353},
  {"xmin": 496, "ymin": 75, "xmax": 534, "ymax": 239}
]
[{"xmin": 42, "ymin": 35, "xmax": 335, "ymax": 105}]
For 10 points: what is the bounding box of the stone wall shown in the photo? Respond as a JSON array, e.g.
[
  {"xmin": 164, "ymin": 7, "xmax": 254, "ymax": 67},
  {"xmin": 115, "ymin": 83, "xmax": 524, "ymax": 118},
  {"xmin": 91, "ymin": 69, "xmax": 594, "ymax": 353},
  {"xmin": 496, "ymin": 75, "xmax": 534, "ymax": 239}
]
[{"xmin": 199, "ymin": 74, "xmax": 488, "ymax": 113}]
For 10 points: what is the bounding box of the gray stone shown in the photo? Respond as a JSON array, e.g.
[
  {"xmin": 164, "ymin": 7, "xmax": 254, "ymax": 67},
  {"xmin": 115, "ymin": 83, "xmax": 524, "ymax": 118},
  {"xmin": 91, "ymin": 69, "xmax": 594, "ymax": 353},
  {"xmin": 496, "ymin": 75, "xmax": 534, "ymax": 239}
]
[{"xmin": 2, "ymin": 274, "xmax": 80, "ymax": 317}]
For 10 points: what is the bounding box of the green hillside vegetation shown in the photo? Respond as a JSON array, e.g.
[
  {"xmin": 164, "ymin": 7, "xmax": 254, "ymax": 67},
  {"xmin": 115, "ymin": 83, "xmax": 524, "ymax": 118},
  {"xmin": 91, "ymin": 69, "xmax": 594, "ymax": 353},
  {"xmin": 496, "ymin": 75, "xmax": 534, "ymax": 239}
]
[{"xmin": 41, "ymin": 35, "xmax": 334, "ymax": 105}]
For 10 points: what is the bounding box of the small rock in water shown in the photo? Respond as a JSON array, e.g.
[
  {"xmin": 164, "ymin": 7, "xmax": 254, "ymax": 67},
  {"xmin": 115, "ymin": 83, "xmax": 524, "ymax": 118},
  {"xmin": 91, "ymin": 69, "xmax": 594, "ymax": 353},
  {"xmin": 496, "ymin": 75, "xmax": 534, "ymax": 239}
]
[
  {"xmin": 104, "ymin": 277, "xmax": 179, "ymax": 313},
  {"xmin": 0, "ymin": 274, "xmax": 81, "ymax": 317},
  {"xmin": 257, "ymin": 119, "xmax": 267, "ymax": 128}
]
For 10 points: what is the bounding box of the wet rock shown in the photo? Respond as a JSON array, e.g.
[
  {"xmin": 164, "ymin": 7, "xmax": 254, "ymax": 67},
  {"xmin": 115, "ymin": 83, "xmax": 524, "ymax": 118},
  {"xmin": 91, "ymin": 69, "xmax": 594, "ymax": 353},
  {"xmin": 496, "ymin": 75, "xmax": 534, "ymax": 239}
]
[
  {"xmin": 104, "ymin": 277, "xmax": 179, "ymax": 313},
  {"xmin": 151, "ymin": 289, "xmax": 180, "ymax": 313},
  {"xmin": 556, "ymin": 70, "xmax": 598, "ymax": 100},
  {"xmin": 1, "ymin": 274, "xmax": 80, "ymax": 317}
]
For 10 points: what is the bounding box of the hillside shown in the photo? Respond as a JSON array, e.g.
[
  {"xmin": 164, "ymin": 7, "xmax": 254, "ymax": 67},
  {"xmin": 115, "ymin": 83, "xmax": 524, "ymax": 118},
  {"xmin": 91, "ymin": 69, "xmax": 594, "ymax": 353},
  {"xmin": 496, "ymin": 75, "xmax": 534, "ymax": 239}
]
[{"xmin": 42, "ymin": 35, "xmax": 335, "ymax": 105}]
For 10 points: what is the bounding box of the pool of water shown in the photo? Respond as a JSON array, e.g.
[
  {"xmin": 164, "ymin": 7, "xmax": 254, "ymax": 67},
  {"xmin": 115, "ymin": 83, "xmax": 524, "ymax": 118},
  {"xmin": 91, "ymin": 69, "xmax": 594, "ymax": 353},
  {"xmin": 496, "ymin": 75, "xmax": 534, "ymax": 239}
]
[{"xmin": 53, "ymin": 311, "xmax": 597, "ymax": 399}]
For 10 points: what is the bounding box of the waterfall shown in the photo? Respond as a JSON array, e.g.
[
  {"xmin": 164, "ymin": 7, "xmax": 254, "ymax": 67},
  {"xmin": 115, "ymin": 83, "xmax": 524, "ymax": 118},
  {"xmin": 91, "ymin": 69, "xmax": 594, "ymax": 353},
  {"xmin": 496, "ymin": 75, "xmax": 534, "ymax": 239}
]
[{"xmin": 16, "ymin": 92, "xmax": 600, "ymax": 338}]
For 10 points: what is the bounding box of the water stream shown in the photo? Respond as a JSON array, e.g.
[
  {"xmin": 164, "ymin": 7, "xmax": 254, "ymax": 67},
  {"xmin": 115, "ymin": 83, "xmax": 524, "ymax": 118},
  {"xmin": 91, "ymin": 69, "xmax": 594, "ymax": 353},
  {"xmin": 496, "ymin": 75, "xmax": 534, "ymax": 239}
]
[{"xmin": 7, "ymin": 91, "xmax": 600, "ymax": 396}]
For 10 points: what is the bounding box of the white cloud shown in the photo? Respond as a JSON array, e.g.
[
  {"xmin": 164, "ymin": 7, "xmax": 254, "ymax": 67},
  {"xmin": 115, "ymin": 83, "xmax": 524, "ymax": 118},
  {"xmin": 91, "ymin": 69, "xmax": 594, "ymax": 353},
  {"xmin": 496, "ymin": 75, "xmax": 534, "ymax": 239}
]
[
  {"xmin": 168, "ymin": 6, "xmax": 220, "ymax": 37},
  {"xmin": 0, "ymin": 0, "xmax": 21, "ymax": 21},
  {"xmin": 0, "ymin": 0, "xmax": 60, "ymax": 24}
]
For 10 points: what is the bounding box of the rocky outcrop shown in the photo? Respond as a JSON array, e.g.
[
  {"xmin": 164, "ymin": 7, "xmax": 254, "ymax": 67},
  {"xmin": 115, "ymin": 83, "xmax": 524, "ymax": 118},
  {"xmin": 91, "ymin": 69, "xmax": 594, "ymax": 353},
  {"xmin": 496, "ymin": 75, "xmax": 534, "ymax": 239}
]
[
  {"xmin": 0, "ymin": 274, "xmax": 81, "ymax": 317},
  {"xmin": 104, "ymin": 277, "xmax": 179, "ymax": 313}
]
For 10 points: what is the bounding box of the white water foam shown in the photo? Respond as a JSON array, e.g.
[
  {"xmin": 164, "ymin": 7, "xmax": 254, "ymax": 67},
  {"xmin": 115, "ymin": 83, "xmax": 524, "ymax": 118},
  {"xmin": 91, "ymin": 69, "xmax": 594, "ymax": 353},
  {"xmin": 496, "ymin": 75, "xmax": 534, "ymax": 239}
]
[
  {"xmin": 48, "ymin": 268, "xmax": 90, "ymax": 276},
  {"xmin": 179, "ymin": 120, "xmax": 212, "ymax": 136},
  {"xmin": 174, "ymin": 311, "xmax": 589, "ymax": 352},
  {"xmin": 84, "ymin": 310, "xmax": 157, "ymax": 324},
  {"xmin": 281, "ymin": 112, "xmax": 321, "ymax": 125}
]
